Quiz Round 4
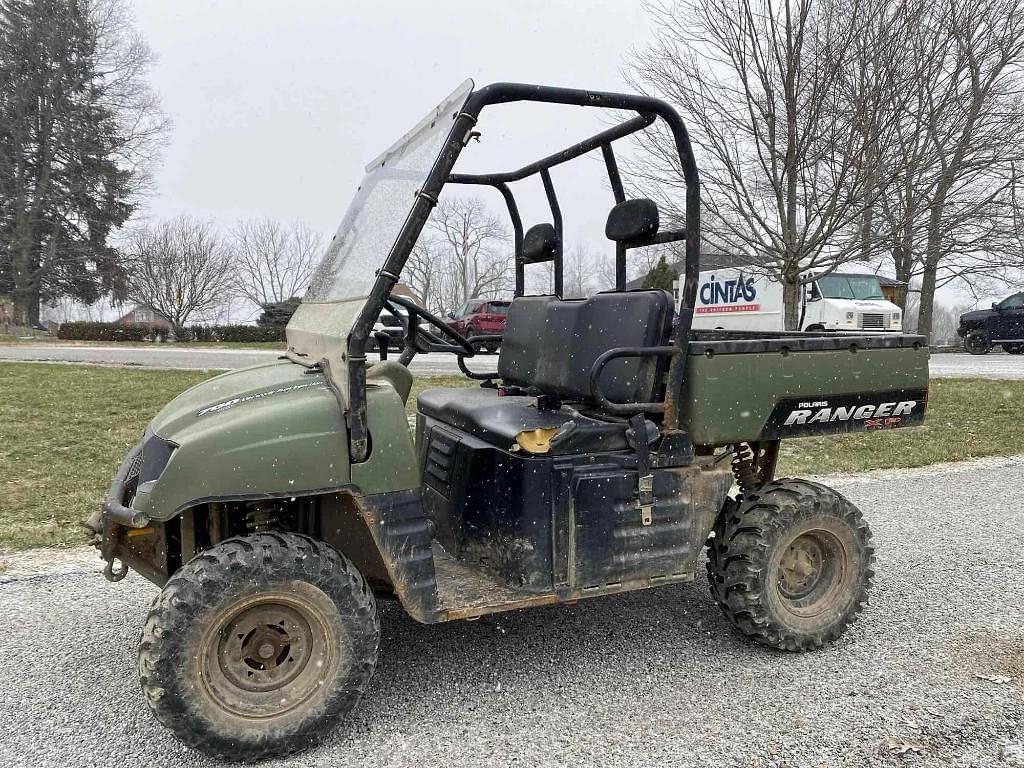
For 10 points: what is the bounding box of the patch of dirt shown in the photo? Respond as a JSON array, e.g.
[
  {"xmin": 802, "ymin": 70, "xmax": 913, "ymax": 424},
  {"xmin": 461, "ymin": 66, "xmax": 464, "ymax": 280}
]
[
  {"xmin": 948, "ymin": 628, "xmax": 1024, "ymax": 693},
  {"xmin": 0, "ymin": 546, "xmax": 100, "ymax": 582}
]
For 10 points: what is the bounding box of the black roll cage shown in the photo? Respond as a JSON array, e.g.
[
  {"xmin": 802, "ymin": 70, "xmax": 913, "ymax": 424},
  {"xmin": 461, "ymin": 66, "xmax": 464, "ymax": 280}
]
[{"xmin": 345, "ymin": 82, "xmax": 701, "ymax": 462}]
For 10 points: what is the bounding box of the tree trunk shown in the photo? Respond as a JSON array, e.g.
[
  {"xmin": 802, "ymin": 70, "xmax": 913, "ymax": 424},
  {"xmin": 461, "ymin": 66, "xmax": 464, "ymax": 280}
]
[
  {"xmin": 783, "ymin": 277, "xmax": 801, "ymax": 331},
  {"xmin": 917, "ymin": 259, "xmax": 938, "ymax": 342}
]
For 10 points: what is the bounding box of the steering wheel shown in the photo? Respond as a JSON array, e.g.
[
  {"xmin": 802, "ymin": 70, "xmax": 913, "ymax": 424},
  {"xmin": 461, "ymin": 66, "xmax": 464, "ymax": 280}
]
[{"xmin": 384, "ymin": 295, "xmax": 475, "ymax": 358}]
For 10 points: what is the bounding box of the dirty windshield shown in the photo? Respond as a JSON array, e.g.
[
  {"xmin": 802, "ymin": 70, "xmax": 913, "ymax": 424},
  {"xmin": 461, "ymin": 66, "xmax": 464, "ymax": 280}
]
[{"xmin": 303, "ymin": 80, "xmax": 473, "ymax": 303}]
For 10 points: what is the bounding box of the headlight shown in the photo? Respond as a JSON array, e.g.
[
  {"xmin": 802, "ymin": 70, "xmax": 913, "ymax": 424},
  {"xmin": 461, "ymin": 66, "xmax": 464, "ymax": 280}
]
[
  {"xmin": 893, "ymin": 312, "xmax": 901, "ymax": 324},
  {"xmin": 845, "ymin": 312, "xmax": 855, "ymax": 321}
]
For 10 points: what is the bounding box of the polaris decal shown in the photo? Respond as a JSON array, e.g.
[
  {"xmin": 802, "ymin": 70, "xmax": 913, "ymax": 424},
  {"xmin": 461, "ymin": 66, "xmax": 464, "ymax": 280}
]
[
  {"xmin": 760, "ymin": 388, "xmax": 928, "ymax": 439},
  {"xmin": 696, "ymin": 272, "xmax": 760, "ymax": 314},
  {"xmin": 197, "ymin": 381, "xmax": 327, "ymax": 417}
]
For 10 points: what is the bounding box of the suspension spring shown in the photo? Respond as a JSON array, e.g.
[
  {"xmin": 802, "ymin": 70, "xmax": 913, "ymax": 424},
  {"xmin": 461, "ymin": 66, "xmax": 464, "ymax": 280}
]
[{"xmin": 731, "ymin": 443, "xmax": 760, "ymax": 495}]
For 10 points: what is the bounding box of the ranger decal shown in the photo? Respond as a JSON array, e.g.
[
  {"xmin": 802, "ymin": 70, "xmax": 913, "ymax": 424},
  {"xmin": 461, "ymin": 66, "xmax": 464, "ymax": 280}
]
[{"xmin": 760, "ymin": 388, "xmax": 928, "ymax": 439}]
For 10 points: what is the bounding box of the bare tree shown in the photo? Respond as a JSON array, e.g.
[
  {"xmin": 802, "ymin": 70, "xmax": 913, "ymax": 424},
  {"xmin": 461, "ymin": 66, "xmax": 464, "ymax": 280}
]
[
  {"xmin": 627, "ymin": 0, "xmax": 906, "ymax": 328},
  {"xmin": 404, "ymin": 240, "xmax": 441, "ymax": 312},
  {"xmin": 421, "ymin": 196, "xmax": 510, "ymax": 314},
  {"xmin": 125, "ymin": 216, "xmax": 233, "ymax": 334},
  {"xmin": 871, "ymin": 0, "xmax": 1024, "ymax": 339},
  {"xmin": 230, "ymin": 219, "xmax": 322, "ymax": 311}
]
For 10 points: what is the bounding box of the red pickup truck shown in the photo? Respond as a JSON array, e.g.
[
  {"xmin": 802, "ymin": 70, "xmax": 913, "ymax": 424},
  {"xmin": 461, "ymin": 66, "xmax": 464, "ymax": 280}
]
[{"xmin": 448, "ymin": 298, "xmax": 510, "ymax": 352}]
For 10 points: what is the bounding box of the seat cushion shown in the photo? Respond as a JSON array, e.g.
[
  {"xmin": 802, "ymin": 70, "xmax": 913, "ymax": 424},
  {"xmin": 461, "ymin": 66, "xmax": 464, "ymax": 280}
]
[
  {"xmin": 497, "ymin": 295, "xmax": 555, "ymax": 389},
  {"xmin": 534, "ymin": 291, "xmax": 673, "ymax": 403},
  {"xmin": 417, "ymin": 387, "xmax": 631, "ymax": 455},
  {"xmin": 496, "ymin": 291, "xmax": 674, "ymax": 405}
]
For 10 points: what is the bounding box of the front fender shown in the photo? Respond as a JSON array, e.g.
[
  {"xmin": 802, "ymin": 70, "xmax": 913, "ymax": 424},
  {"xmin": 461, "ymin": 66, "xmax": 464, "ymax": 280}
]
[{"xmin": 127, "ymin": 360, "xmax": 418, "ymax": 522}]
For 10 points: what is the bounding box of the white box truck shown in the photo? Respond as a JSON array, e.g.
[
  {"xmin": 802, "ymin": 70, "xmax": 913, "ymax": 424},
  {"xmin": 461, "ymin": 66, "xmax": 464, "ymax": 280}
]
[{"xmin": 688, "ymin": 268, "xmax": 903, "ymax": 332}]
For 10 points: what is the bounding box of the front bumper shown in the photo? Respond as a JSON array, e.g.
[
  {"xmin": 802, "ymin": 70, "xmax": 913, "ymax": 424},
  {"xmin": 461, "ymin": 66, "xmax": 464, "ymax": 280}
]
[{"xmin": 85, "ymin": 433, "xmax": 173, "ymax": 581}]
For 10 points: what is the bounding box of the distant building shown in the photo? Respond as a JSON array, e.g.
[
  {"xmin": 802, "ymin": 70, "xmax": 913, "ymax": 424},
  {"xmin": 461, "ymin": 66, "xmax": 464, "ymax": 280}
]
[{"xmin": 116, "ymin": 304, "xmax": 172, "ymax": 330}]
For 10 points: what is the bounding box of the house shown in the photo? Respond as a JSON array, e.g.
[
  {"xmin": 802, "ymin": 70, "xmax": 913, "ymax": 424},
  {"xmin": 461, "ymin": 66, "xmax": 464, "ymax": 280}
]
[{"xmin": 116, "ymin": 304, "xmax": 172, "ymax": 330}]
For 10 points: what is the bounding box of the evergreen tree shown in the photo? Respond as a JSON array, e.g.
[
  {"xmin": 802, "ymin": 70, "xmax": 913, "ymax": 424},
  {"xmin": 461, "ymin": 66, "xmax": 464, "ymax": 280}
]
[
  {"xmin": 257, "ymin": 297, "xmax": 302, "ymax": 327},
  {"xmin": 642, "ymin": 256, "xmax": 679, "ymax": 292},
  {"xmin": 0, "ymin": 0, "xmax": 165, "ymax": 324}
]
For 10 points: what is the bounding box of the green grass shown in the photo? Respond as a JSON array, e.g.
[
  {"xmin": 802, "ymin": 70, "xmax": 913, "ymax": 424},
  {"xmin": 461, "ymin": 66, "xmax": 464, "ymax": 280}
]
[
  {"xmin": 1, "ymin": 362, "xmax": 1021, "ymax": 553},
  {"xmin": 0, "ymin": 335, "xmax": 284, "ymax": 350},
  {"xmin": 0, "ymin": 364, "xmax": 217, "ymax": 551}
]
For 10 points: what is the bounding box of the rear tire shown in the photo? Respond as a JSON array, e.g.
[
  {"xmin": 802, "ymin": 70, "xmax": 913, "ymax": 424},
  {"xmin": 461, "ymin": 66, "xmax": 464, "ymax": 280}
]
[
  {"xmin": 965, "ymin": 330, "xmax": 992, "ymax": 355},
  {"xmin": 706, "ymin": 479, "xmax": 874, "ymax": 651},
  {"xmin": 139, "ymin": 533, "xmax": 379, "ymax": 761},
  {"xmin": 1002, "ymin": 343, "xmax": 1024, "ymax": 354}
]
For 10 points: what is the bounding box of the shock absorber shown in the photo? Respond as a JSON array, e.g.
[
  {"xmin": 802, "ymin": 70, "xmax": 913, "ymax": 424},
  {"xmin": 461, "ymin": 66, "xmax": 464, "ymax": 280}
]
[{"xmin": 731, "ymin": 442, "xmax": 760, "ymax": 496}]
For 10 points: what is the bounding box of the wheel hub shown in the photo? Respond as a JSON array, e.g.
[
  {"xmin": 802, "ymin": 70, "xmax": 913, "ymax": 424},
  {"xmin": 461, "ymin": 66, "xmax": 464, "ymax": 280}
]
[
  {"xmin": 198, "ymin": 590, "xmax": 341, "ymax": 720},
  {"xmin": 218, "ymin": 604, "xmax": 313, "ymax": 692},
  {"xmin": 779, "ymin": 535, "xmax": 826, "ymax": 599}
]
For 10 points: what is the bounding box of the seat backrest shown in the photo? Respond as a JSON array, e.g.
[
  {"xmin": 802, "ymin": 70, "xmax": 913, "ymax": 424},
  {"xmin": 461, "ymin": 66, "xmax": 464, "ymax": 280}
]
[
  {"xmin": 498, "ymin": 291, "xmax": 674, "ymax": 405},
  {"xmin": 497, "ymin": 295, "xmax": 554, "ymax": 388}
]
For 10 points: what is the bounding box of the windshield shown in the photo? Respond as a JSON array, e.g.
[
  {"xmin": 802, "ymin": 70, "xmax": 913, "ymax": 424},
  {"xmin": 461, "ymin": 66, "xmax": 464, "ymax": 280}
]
[
  {"xmin": 816, "ymin": 275, "xmax": 885, "ymax": 301},
  {"xmin": 303, "ymin": 80, "xmax": 473, "ymax": 303}
]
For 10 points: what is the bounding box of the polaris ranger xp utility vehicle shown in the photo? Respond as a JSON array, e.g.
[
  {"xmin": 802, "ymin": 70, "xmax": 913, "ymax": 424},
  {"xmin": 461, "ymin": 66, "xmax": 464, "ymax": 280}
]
[{"xmin": 87, "ymin": 80, "xmax": 930, "ymax": 761}]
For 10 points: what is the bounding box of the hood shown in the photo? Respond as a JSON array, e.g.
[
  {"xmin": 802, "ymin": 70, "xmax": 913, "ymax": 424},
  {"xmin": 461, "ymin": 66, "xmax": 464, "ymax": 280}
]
[
  {"xmin": 132, "ymin": 359, "xmax": 352, "ymax": 521},
  {"xmin": 149, "ymin": 359, "xmax": 336, "ymax": 441},
  {"xmin": 958, "ymin": 308, "xmax": 994, "ymax": 327}
]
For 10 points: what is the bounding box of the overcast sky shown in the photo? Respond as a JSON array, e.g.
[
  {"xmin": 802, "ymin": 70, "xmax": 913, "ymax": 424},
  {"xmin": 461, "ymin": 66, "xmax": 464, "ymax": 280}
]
[
  {"xmin": 131, "ymin": 0, "xmax": 654, "ymax": 246},
  {"xmin": 127, "ymin": 0, "xmax": 970, "ymax": 309}
]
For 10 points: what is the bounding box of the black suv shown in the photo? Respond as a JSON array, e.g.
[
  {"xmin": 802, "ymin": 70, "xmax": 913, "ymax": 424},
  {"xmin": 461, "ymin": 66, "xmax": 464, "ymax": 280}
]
[{"xmin": 958, "ymin": 292, "xmax": 1024, "ymax": 354}]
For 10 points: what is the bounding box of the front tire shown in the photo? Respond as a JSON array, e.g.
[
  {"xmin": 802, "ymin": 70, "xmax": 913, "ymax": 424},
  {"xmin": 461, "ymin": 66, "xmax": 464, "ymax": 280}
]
[
  {"xmin": 139, "ymin": 533, "xmax": 379, "ymax": 761},
  {"xmin": 706, "ymin": 479, "xmax": 874, "ymax": 651},
  {"xmin": 1003, "ymin": 343, "xmax": 1024, "ymax": 354},
  {"xmin": 965, "ymin": 329, "xmax": 992, "ymax": 354}
]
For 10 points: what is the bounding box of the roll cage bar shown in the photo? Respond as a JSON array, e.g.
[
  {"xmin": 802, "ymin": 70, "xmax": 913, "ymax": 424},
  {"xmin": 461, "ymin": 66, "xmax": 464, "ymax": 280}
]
[{"xmin": 345, "ymin": 82, "xmax": 701, "ymax": 462}]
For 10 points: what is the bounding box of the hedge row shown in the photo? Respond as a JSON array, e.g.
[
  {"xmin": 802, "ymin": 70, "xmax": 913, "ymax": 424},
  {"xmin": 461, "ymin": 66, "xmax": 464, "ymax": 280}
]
[
  {"xmin": 57, "ymin": 322, "xmax": 153, "ymax": 341},
  {"xmin": 57, "ymin": 321, "xmax": 285, "ymax": 343},
  {"xmin": 184, "ymin": 325, "xmax": 285, "ymax": 343}
]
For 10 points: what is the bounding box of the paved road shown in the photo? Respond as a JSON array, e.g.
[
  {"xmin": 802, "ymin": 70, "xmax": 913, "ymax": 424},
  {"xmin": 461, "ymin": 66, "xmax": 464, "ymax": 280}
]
[
  {"xmin": 1, "ymin": 457, "xmax": 1022, "ymax": 767},
  {"xmin": 2, "ymin": 344, "xmax": 1023, "ymax": 380},
  {"xmin": 0, "ymin": 344, "xmax": 475, "ymax": 376}
]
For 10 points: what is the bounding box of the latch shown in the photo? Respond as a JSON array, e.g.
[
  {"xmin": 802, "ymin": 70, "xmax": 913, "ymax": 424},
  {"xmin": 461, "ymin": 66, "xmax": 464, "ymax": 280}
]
[
  {"xmin": 638, "ymin": 473, "xmax": 654, "ymax": 526},
  {"xmin": 629, "ymin": 413, "xmax": 655, "ymax": 526}
]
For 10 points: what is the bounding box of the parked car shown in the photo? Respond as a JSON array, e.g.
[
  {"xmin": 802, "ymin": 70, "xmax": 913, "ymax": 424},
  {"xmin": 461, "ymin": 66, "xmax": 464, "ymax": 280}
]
[
  {"xmin": 448, "ymin": 298, "xmax": 510, "ymax": 352},
  {"xmin": 958, "ymin": 292, "xmax": 1024, "ymax": 354},
  {"xmin": 371, "ymin": 304, "xmax": 408, "ymax": 352}
]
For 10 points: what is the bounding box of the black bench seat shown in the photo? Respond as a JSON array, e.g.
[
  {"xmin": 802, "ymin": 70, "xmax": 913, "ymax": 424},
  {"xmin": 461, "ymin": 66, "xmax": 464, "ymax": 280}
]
[{"xmin": 417, "ymin": 387, "xmax": 632, "ymax": 455}]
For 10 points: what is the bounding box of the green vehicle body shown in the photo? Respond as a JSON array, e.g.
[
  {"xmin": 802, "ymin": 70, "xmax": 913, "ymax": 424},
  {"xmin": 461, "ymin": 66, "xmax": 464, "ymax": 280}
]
[
  {"xmin": 89, "ymin": 79, "xmax": 929, "ymax": 627},
  {"xmin": 132, "ymin": 360, "xmax": 417, "ymax": 522}
]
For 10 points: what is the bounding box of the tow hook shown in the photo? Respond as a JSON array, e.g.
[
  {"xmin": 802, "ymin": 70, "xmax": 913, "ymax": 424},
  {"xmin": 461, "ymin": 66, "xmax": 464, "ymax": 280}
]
[
  {"xmin": 103, "ymin": 556, "xmax": 129, "ymax": 582},
  {"xmin": 99, "ymin": 514, "xmax": 129, "ymax": 582}
]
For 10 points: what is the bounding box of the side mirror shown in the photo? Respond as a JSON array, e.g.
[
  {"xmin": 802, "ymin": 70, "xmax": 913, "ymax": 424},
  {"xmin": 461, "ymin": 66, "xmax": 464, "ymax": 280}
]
[
  {"xmin": 447, "ymin": 312, "xmax": 455, "ymax": 319},
  {"xmin": 993, "ymin": 301, "xmax": 1001, "ymax": 310}
]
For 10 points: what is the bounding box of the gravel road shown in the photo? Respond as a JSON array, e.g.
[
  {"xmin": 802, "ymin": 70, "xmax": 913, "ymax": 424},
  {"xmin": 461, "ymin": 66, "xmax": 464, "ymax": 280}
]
[
  {"xmin": 0, "ymin": 344, "xmax": 1021, "ymax": 380},
  {"xmin": 1, "ymin": 456, "xmax": 1021, "ymax": 767}
]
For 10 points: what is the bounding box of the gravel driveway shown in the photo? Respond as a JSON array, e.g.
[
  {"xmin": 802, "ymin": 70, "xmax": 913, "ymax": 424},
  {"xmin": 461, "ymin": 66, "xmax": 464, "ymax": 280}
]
[{"xmin": 1, "ymin": 457, "xmax": 1022, "ymax": 768}]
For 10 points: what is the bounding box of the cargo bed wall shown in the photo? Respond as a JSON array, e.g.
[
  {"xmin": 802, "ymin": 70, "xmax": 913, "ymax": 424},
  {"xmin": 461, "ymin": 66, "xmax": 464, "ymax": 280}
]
[{"xmin": 679, "ymin": 335, "xmax": 930, "ymax": 447}]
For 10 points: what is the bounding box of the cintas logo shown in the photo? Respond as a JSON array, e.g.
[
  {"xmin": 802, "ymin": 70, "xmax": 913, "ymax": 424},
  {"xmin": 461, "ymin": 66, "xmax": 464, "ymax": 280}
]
[{"xmin": 697, "ymin": 272, "xmax": 759, "ymax": 314}]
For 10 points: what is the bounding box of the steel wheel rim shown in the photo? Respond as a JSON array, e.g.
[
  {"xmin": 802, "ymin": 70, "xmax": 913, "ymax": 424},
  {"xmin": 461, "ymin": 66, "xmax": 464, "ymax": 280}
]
[
  {"xmin": 776, "ymin": 528, "xmax": 849, "ymax": 617},
  {"xmin": 199, "ymin": 591, "xmax": 340, "ymax": 720}
]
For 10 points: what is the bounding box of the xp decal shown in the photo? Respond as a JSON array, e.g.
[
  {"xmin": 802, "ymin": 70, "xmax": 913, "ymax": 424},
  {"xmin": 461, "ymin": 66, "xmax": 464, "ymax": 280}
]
[
  {"xmin": 197, "ymin": 380, "xmax": 327, "ymax": 417},
  {"xmin": 696, "ymin": 272, "xmax": 760, "ymax": 315},
  {"xmin": 760, "ymin": 388, "xmax": 928, "ymax": 439}
]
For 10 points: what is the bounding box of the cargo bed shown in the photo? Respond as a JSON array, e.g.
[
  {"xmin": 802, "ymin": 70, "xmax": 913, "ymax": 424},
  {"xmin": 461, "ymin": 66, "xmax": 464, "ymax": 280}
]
[{"xmin": 679, "ymin": 331, "xmax": 929, "ymax": 447}]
